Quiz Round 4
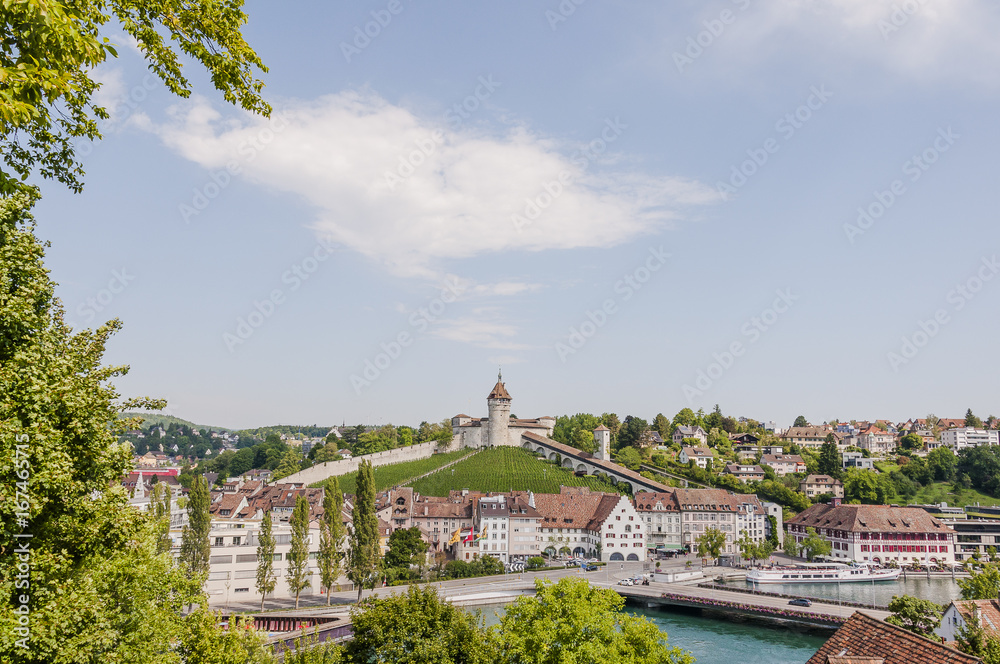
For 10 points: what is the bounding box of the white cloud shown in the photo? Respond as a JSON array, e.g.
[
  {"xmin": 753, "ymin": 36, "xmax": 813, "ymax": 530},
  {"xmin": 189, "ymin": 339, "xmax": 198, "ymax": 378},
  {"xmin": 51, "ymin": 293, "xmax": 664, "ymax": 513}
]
[
  {"xmin": 145, "ymin": 91, "xmax": 716, "ymax": 279},
  {"xmin": 487, "ymin": 354, "xmax": 527, "ymax": 365},
  {"xmin": 665, "ymin": 0, "xmax": 1000, "ymax": 87},
  {"xmin": 430, "ymin": 309, "xmax": 532, "ymax": 351},
  {"xmin": 91, "ymin": 67, "xmax": 126, "ymax": 114}
]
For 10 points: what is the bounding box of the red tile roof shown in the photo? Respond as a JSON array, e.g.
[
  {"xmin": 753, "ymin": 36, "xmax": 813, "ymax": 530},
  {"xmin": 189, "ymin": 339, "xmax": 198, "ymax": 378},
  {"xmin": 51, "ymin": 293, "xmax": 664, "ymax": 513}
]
[
  {"xmin": 633, "ymin": 492, "xmax": 681, "ymax": 512},
  {"xmin": 488, "ymin": 379, "xmax": 511, "ymax": 400},
  {"xmin": 788, "ymin": 504, "xmax": 954, "ymax": 534},
  {"xmin": 805, "ymin": 612, "xmax": 979, "ymax": 664},
  {"xmin": 950, "ymin": 600, "xmax": 1000, "ymax": 638},
  {"xmin": 671, "ymin": 488, "xmax": 764, "ymax": 514}
]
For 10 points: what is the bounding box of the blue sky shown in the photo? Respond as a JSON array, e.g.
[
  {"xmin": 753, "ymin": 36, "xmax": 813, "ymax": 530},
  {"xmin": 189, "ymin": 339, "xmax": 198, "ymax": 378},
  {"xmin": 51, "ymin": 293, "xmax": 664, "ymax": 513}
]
[{"xmin": 34, "ymin": 0, "xmax": 1000, "ymax": 430}]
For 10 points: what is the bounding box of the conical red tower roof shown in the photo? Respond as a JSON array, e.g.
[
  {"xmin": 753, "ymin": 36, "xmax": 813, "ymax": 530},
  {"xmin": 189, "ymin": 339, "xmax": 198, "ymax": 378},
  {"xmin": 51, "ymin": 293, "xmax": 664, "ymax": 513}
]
[{"xmin": 488, "ymin": 370, "xmax": 511, "ymax": 400}]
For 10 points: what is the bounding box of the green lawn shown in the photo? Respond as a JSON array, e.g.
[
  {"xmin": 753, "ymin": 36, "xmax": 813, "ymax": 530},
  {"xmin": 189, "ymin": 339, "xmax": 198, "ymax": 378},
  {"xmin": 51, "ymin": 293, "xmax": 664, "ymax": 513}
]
[
  {"xmin": 407, "ymin": 447, "xmax": 627, "ymax": 497},
  {"xmin": 902, "ymin": 482, "xmax": 1000, "ymax": 509},
  {"xmin": 311, "ymin": 449, "xmax": 471, "ymax": 494},
  {"xmin": 873, "ymin": 461, "xmax": 901, "ymax": 474}
]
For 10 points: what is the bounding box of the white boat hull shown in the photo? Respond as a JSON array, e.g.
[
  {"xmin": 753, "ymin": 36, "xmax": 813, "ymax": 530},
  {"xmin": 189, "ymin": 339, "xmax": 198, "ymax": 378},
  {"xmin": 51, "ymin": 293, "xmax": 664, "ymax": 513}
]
[{"xmin": 746, "ymin": 567, "xmax": 901, "ymax": 584}]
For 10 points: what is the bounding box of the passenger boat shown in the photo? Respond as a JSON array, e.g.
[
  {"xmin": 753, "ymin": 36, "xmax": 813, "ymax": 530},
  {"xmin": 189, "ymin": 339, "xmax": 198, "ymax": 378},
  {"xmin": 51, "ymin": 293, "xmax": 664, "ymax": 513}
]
[{"xmin": 745, "ymin": 563, "xmax": 900, "ymax": 584}]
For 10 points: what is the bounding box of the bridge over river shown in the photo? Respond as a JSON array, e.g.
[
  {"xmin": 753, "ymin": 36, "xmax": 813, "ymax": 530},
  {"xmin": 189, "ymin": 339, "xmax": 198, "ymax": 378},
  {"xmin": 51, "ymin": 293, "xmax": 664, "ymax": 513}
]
[{"xmin": 225, "ymin": 565, "xmax": 889, "ymax": 640}]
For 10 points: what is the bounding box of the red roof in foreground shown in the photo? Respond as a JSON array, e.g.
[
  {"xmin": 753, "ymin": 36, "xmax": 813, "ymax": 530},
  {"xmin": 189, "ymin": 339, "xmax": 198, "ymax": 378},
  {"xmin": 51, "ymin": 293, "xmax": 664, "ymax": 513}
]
[{"xmin": 805, "ymin": 612, "xmax": 980, "ymax": 664}]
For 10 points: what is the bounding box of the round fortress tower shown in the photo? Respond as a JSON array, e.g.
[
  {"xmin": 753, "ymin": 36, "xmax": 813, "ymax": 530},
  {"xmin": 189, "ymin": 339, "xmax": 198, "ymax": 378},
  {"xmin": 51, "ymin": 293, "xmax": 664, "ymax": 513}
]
[{"xmin": 486, "ymin": 370, "xmax": 512, "ymax": 447}]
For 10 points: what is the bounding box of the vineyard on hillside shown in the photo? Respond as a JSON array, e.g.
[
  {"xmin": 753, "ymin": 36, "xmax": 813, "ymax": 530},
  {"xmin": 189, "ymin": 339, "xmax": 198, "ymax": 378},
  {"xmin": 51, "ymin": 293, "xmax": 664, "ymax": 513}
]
[
  {"xmin": 407, "ymin": 447, "xmax": 626, "ymax": 497},
  {"xmin": 313, "ymin": 449, "xmax": 471, "ymax": 495}
]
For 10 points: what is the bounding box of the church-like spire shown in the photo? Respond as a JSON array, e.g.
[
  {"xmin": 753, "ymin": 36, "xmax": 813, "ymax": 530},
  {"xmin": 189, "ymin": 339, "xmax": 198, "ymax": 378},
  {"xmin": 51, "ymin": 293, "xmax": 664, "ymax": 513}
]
[{"xmin": 488, "ymin": 370, "xmax": 511, "ymax": 400}]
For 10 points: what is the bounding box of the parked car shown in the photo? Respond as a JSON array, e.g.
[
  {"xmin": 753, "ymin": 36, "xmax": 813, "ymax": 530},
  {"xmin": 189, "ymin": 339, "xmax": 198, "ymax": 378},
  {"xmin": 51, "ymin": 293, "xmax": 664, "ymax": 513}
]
[{"xmin": 788, "ymin": 598, "xmax": 812, "ymax": 607}]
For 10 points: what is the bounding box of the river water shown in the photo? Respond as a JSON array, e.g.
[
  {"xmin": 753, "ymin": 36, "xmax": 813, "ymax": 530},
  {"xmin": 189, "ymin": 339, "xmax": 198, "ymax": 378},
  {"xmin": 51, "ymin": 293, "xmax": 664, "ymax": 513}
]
[
  {"xmin": 635, "ymin": 607, "xmax": 828, "ymax": 664},
  {"xmin": 724, "ymin": 574, "xmax": 964, "ymax": 608},
  {"xmin": 471, "ymin": 576, "xmax": 966, "ymax": 663},
  {"xmin": 475, "ymin": 602, "xmax": 829, "ymax": 664}
]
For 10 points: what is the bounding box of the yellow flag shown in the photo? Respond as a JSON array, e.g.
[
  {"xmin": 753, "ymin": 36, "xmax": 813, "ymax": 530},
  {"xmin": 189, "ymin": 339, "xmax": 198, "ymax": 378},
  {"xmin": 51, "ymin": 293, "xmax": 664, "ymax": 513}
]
[{"xmin": 447, "ymin": 528, "xmax": 461, "ymax": 545}]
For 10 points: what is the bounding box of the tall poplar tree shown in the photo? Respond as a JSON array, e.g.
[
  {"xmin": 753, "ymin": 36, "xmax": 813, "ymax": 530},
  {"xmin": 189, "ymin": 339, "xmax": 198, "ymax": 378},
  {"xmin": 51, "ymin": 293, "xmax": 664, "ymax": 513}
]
[
  {"xmin": 349, "ymin": 459, "xmax": 382, "ymax": 603},
  {"xmin": 256, "ymin": 511, "xmax": 277, "ymax": 611},
  {"xmin": 318, "ymin": 476, "xmax": 346, "ymax": 604},
  {"xmin": 286, "ymin": 494, "xmax": 312, "ymax": 609},
  {"xmin": 818, "ymin": 434, "xmax": 842, "ymax": 480},
  {"xmin": 150, "ymin": 480, "xmax": 173, "ymax": 555},
  {"xmin": 180, "ymin": 474, "xmax": 211, "ymax": 578}
]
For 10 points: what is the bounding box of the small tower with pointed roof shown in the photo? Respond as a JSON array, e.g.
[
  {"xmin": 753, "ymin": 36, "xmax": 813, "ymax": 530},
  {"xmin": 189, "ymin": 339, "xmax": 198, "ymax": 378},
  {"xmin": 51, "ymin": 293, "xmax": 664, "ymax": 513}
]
[
  {"xmin": 486, "ymin": 369, "xmax": 512, "ymax": 447},
  {"xmin": 593, "ymin": 425, "xmax": 611, "ymax": 460}
]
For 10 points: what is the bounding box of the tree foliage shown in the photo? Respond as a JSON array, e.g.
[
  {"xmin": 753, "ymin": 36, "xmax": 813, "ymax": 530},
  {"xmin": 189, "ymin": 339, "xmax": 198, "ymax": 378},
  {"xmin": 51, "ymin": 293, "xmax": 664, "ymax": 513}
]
[
  {"xmin": 957, "ymin": 620, "xmax": 1000, "ymax": 664},
  {"xmin": 346, "ymin": 584, "xmax": 494, "ymax": 664},
  {"xmin": 959, "ymin": 446, "xmax": 1000, "ymax": 497},
  {"xmin": 318, "ymin": 476, "xmax": 346, "ymax": 604},
  {"xmin": 180, "ymin": 474, "xmax": 211, "ymax": 579},
  {"xmin": 494, "ymin": 577, "xmax": 693, "ymax": 664},
  {"xmin": 287, "ymin": 494, "xmax": 312, "ymax": 608},
  {"xmin": 150, "ymin": 480, "xmax": 173, "ymax": 555},
  {"xmin": 799, "ymin": 527, "xmax": 832, "ymax": 561},
  {"xmin": 885, "ymin": 595, "xmax": 943, "ymax": 637},
  {"xmin": 256, "ymin": 512, "xmax": 277, "ymax": 610},
  {"xmin": 384, "ymin": 526, "xmax": 428, "ymax": 582},
  {"xmin": 178, "ymin": 609, "xmax": 270, "ymax": 664},
  {"xmin": 899, "ymin": 433, "xmax": 923, "ymax": 452},
  {"xmin": 617, "ymin": 416, "xmax": 650, "ymax": 450},
  {"xmin": 349, "ymin": 460, "xmax": 382, "ymax": 602},
  {"xmin": 0, "ymin": 194, "xmax": 226, "ymax": 662},
  {"xmin": 736, "ymin": 533, "xmax": 774, "ymax": 566},
  {"xmin": 0, "ymin": 0, "xmax": 269, "ymax": 195},
  {"xmin": 444, "ymin": 555, "xmax": 504, "ymax": 579},
  {"xmin": 755, "ymin": 479, "xmax": 811, "ymax": 512},
  {"xmin": 766, "ymin": 515, "xmax": 780, "ymax": 547},
  {"xmin": 552, "ymin": 413, "xmax": 601, "ymax": 453},
  {"xmin": 844, "ymin": 468, "xmax": 896, "ymax": 504},
  {"xmin": 696, "ymin": 527, "xmax": 727, "ymax": 562},
  {"xmin": 615, "ymin": 446, "xmax": 643, "ymax": 470},
  {"xmin": 818, "ymin": 435, "xmax": 841, "ymax": 479},
  {"xmin": 959, "ymin": 564, "xmax": 1000, "ymax": 600},
  {"xmin": 927, "ymin": 446, "xmax": 957, "ymax": 482}
]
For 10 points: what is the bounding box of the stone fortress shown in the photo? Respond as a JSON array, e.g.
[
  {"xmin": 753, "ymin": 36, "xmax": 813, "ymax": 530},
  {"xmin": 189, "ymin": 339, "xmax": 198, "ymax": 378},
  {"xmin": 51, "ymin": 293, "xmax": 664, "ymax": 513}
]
[
  {"xmin": 449, "ymin": 371, "xmax": 556, "ymax": 447},
  {"xmin": 282, "ymin": 371, "xmax": 622, "ymax": 485}
]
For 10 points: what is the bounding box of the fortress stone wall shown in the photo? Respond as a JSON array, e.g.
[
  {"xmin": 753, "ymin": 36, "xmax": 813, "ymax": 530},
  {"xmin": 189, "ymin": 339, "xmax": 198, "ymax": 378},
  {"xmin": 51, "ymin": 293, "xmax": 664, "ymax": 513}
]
[{"xmin": 279, "ymin": 437, "xmax": 462, "ymax": 486}]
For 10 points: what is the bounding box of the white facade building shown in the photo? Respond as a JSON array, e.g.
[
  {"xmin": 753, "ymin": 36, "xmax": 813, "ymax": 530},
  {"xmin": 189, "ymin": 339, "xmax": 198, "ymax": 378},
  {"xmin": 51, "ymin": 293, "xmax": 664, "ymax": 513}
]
[
  {"xmin": 787, "ymin": 503, "xmax": 956, "ymax": 567},
  {"xmin": 600, "ymin": 495, "xmax": 647, "ymax": 563},
  {"xmin": 941, "ymin": 427, "xmax": 1000, "ymax": 450},
  {"xmin": 673, "ymin": 488, "xmax": 767, "ymax": 556},
  {"xmin": 634, "ymin": 492, "xmax": 683, "ymax": 550}
]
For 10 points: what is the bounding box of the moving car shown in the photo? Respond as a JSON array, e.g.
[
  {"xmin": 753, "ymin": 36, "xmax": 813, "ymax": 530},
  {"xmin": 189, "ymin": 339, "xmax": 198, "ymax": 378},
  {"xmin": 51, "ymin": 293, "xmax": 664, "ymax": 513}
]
[
  {"xmin": 788, "ymin": 598, "xmax": 812, "ymax": 607},
  {"xmin": 583, "ymin": 564, "xmax": 598, "ymax": 571}
]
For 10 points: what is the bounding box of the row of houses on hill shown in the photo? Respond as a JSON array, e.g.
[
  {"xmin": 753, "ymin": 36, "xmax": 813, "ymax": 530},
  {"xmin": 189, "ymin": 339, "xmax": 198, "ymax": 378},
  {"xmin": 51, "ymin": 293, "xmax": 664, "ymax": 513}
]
[{"xmin": 127, "ymin": 470, "xmax": 781, "ymax": 604}]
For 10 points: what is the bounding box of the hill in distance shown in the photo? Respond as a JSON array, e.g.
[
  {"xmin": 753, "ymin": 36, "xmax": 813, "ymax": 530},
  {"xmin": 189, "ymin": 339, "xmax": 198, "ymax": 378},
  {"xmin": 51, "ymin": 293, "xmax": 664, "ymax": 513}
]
[{"xmin": 120, "ymin": 412, "xmax": 230, "ymax": 432}]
